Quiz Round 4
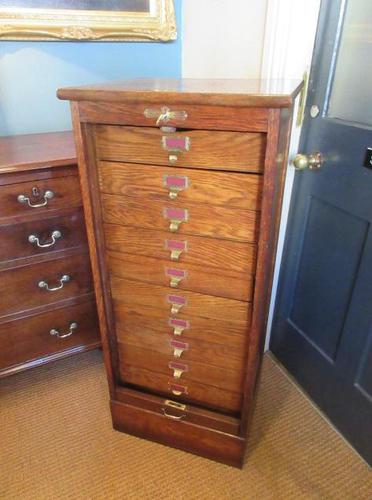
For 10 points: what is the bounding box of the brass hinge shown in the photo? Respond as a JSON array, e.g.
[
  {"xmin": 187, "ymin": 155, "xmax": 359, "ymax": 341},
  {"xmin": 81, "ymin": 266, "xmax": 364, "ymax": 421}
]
[{"xmin": 296, "ymin": 71, "xmax": 309, "ymax": 127}]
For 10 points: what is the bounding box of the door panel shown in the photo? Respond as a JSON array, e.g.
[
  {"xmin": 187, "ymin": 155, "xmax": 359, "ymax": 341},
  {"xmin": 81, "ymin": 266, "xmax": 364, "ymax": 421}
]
[{"xmin": 271, "ymin": 0, "xmax": 372, "ymax": 465}]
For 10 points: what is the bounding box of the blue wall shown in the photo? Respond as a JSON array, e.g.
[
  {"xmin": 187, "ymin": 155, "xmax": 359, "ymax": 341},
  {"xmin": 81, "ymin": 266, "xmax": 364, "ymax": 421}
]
[{"xmin": 0, "ymin": 0, "xmax": 181, "ymax": 136}]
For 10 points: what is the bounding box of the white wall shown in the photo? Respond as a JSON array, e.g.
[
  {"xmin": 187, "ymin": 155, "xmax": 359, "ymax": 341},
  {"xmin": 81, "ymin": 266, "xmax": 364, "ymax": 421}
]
[
  {"xmin": 182, "ymin": 0, "xmax": 268, "ymax": 78},
  {"xmin": 262, "ymin": 0, "xmax": 321, "ymax": 350}
]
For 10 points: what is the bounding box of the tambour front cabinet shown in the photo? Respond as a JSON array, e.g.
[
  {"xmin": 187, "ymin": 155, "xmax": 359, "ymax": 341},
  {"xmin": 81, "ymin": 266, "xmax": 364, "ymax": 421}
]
[
  {"xmin": 0, "ymin": 132, "xmax": 100, "ymax": 377},
  {"xmin": 58, "ymin": 79, "xmax": 302, "ymax": 467}
]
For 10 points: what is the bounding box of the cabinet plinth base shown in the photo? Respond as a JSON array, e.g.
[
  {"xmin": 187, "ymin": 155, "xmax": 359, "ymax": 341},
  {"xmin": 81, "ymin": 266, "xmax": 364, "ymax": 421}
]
[{"xmin": 110, "ymin": 399, "xmax": 245, "ymax": 468}]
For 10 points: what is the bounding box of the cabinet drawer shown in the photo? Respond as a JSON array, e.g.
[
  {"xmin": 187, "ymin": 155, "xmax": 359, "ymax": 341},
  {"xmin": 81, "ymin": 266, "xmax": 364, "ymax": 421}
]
[
  {"xmin": 111, "ymin": 277, "xmax": 250, "ymax": 324},
  {"xmin": 0, "ymin": 253, "xmax": 93, "ymax": 318},
  {"xmin": 120, "ymin": 363, "xmax": 242, "ymax": 413},
  {"xmin": 117, "ymin": 324, "xmax": 245, "ymax": 371},
  {"xmin": 98, "ymin": 162, "xmax": 262, "ymax": 211},
  {"xmin": 102, "ymin": 195, "xmax": 259, "ymax": 243},
  {"xmin": 0, "ymin": 210, "xmax": 87, "ymax": 265},
  {"xmin": 105, "ymin": 225, "xmax": 256, "ymax": 274},
  {"xmin": 114, "ymin": 302, "xmax": 249, "ymax": 348},
  {"xmin": 0, "ymin": 175, "xmax": 81, "ymax": 221},
  {"xmin": 119, "ymin": 344, "xmax": 243, "ymax": 392},
  {"xmin": 94, "ymin": 125, "xmax": 266, "ymax": 173},
  {"xmin": 117, "ymin": 387, "xmax": 240, "ymax": 436},
  {"xmin": 108, "ymin": 251, "xmax": 252, "ymax": 302},
  {"xmin": 0, "ymin": 300, "xmax": 99, "ymax": 372}
]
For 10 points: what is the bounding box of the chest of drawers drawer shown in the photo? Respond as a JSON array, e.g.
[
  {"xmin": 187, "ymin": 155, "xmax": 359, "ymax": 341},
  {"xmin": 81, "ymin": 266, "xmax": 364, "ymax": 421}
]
[
  {"xmin": 0, "ymin": 209, "xmax": 87, "ymax": 265},
  {"xmin": 58, "ymin": 78, "xmax": 301, "ymax": 466},
  {"xmin": 0, "ymin": 299, "xmax": 99, "ymax": 374},
  {"xmin": 0, "ymin": 252, "xmax": 93, "ymax": 318},
  {"xmin": 0, "ymin": 174, "xmax": 81, "ymax": 220}
]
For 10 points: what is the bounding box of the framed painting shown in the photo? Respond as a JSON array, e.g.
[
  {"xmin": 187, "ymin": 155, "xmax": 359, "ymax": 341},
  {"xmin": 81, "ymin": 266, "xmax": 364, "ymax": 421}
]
[{"xmin": 0, "ymin": 0, "xmax": 176, "ymax": 41}]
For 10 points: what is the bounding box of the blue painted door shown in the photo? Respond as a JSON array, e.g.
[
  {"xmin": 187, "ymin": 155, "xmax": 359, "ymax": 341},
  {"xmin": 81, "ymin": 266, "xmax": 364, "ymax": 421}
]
[{"xmin": 271, "ymin": 0, "xmax": 372, "ymax": 465}]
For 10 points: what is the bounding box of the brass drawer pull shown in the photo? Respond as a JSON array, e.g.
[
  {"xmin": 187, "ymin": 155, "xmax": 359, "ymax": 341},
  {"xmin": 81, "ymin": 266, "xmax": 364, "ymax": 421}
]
[
  {"xmin": 38, "ymin": 274, "xmax": 70, "ymax": 291},
  {"xmin": 169, "ymin": 361, "xmax": 188, "ymax": 379},
  {"xmin": 144, "ymin": 106, "xmax": 188, "ymax": 126},
  {"xmin": 50, "ymin": 322, "xmax": 78, "ymax": 339},
  {"xmin": 28, "ymin": 230, "xmax": 62, "ymax": 248},
  {"xmin": 164, "ymin": 175, "xmax": 189, "ymax": 199},
  {"xmin": 162, "ymin": 409, "xmax": 186, "ymax": 420},
  {"xmin": 169, "ymin": 318, "xmax": 189, "ymax": 336},
  {"xmin": 170, "ymin": 340, "xmax": 189, "ymax": 358},
  {"xmin": 169, "ymin": 383, "xmax": 188, "ymax": 397},
  {"xmin": 167, "ymin": 294, "xmax": 186, "ymax": 315},
  {"xmin": 166, "ymin": 268, "xmax": 187, "ymax": 288},
  {"xmin": 164, "ymin": 208, "xmax": 188, "ymax": 233},
  {"xmin": 17, "ymin": 189, "xmax": 54, "ymax": 208},
  {"xmin": 166, "ymin": 239, "xmax": 187, "ymax": 261}
]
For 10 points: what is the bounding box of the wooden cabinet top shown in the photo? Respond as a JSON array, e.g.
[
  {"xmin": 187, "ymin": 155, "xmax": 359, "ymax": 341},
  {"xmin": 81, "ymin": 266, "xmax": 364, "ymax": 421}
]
[
  {"xmin": 57, "ymin": 78, "xmax": 303, "ymax": 108},
  {"xmin": 0, "ymin": 131, "xmax": 76, "ymax": 174}
]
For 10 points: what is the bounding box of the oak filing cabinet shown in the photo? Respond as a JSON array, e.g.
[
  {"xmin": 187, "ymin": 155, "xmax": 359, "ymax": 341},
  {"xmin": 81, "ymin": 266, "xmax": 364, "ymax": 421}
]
[
  {"xmin": 58, "ymin": 79, "xmax": 302, "ymax": 467},
  {"xmin": 0, "ymin": 132, "xmax": 100, "ymax": 377}
]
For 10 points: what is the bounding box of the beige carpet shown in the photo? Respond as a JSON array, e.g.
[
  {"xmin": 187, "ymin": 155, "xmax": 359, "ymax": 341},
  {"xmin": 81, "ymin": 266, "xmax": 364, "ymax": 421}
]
[{"xmin": 0, "ymin": 351, "xmax": 370, "ymax": 500}]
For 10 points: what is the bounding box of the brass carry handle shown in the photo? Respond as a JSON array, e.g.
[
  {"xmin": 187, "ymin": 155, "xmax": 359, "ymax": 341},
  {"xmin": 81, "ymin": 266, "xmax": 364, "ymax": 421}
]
[
  {"xmin": 144, "ymin": 106, "xmax": 188, "ymax": 126},
  {"xmin": 50, "ymin": 322, "xmax": 78, "ymax": 339},
  {"xmin": 38, "ymin": 274, "xmax": 70, "ymax": 292},
  {"xmin": 28, "ymin": 230, "xmax": 62, "ymax": 248},
  {"xmin": 162, "ymin": 409, "xmax": 186, "ymax": 420},
  {"xmin": 17, "ymin": 190, "xmax": 54, "ymax": 208}
]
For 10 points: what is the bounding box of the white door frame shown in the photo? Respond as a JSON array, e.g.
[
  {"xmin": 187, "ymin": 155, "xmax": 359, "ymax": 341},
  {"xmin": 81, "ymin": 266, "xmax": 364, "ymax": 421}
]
[{"xmin": 262, "ymin": 0, "xmax": 322, "ymax": 350}]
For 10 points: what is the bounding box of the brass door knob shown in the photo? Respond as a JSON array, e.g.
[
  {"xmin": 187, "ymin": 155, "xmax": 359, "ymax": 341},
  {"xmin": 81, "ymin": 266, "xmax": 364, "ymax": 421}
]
[{"xmin": 293, "ymin": 152, "xmax": 323, "ymax": 170}]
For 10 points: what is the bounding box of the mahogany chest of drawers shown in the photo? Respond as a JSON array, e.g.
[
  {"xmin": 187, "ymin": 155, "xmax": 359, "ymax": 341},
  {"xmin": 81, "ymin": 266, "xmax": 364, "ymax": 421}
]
[
  {"xmin": 58, "ymin": 78, "xmax": 301, "ymax": 467},
  {"xmin": 0, "ymin": 132, "xmax": 100, "ymax": 377}
]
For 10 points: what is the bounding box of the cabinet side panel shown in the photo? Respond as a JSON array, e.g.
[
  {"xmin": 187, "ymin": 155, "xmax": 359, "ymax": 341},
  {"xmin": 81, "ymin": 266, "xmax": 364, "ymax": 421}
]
[
  {"xmin": 240, "ymin": 108, "xmax": 294, "ymax": 436},
  {"xmin": 71, "ymin": 102, "xmax": 119, "ymax": 397}
]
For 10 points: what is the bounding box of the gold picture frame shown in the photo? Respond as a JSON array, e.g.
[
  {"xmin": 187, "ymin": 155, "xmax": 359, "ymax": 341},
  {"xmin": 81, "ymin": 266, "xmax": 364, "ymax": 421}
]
[{"xmin": 0, "ymin": 0, "xmax": 177, "ymax": 41}]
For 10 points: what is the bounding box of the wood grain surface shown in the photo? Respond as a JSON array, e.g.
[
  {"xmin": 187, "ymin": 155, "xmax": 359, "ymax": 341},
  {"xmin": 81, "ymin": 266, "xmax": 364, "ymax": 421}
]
[
  {"xmin": 102, "ymin": 194, "xmax": 259, "ymax": 242},
  {"xmin": 108, "ymin": 251, "xmax": 253, "ymax": 301},
  {"xmin": 111, "ymin": 277, "xmax": 250, "ymax": 324},
  {"xmin": 98, "ymin": 161, "xmax": 263, "ymax": 211},
  {"xmin": 104, "ymin": 224, "xmax": 256, "ymax": 274},
  {"xmin": 94, "ymin": 125, "xmax": 266, "ymax": 173}
]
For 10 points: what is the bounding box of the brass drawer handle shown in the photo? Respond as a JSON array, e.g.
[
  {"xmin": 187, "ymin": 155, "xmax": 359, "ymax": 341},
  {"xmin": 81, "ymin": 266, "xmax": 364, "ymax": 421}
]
[
  {"xmin": 167, "ymin": 294, "xmax": 186, "ymax": 315},
  {"xmin": 162, "ymin": 409, "xmax": 186, "ymax": 420},
  {"xmin": 28, "ymin": 230, "xmax": 62, "ymax": 248},
  {"xmin": 38, "ymin": 274, "xmax": 70, "ymax": 291},
  {"xmin": 144, "ymin": 106, "xmax": 188, "ymax": 126},
  {"xmin": 169, "ymin": 361, "xmax": 188, "ymax": 379},
  {"xmin": 170, "ymin": 340, "xmax": 189, "ymax": 358},
  {"xmin": 50, "ymin": 322, "xmax": 78, "ymax": 339},
  {"xmin": 164, "ymin": 175, "xmax": 189, "ymax": 200},
  {"xmin": 166, "ymin": 268, "xmax": 187, "ymax": 288},
  {"xmin": 164, "ymin": 208, "xmax": 188, "ymax": 233},
  {"xmin": 169, "ymin": 383, "xmax": 188, "ymax": 397},
  {"xmin": 17, "ymin": 189, "xmax": 54, "ymax": 208},
  {"xmin": 166, "ymin": 239, "xmax": 187, "ymax": 261},
  {"xmin": 169, "ymin": 318, "xmax": 189, "ymax": 336}
]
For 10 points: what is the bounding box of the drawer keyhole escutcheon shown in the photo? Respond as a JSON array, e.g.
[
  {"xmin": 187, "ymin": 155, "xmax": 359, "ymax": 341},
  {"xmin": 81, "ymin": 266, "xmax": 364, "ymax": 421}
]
[
  {"xmin": 50, "ymin": 322, "xmax": 78, "ymax": 339},
  {"xmin": 38, "ymin": 274, "xmax": 70, "ymax": 292},
  {"xmin": 28, "ymin": 230, "xmax": 62, "ymax": 248}
]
